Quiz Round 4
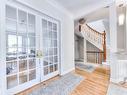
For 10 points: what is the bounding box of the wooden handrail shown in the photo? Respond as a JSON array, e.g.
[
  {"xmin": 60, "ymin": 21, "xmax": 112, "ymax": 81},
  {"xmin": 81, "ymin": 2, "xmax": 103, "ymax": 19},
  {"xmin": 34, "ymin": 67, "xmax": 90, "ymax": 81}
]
[
  {"xmin": 79, "ymin": 24, "xmax": 81, "ymax": 32},
  {"xmin": 86, "ymin": 24, "xmax": 104, "ymax": 35}
]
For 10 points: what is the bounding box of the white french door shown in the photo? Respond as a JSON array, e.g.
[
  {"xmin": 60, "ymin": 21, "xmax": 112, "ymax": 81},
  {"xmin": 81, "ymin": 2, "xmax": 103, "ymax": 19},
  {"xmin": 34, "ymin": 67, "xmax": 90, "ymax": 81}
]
[
  {"xmin": 41, "ymin": 18, "xmax": 60, "ymax": 81},
  {"xmin": 5, "ymin": 3, "xmax": 60, "ymax": 95},
  {"xmin": 5, "ymin": 5, "xmax": 39, "ymax": 94}
]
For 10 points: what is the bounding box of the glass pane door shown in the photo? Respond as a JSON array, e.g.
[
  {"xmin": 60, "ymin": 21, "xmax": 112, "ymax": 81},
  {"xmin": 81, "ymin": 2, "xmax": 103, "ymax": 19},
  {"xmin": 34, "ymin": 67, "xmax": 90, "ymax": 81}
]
[
  {"xmin": 5, "ymin": 4, "xmax": 60, "ymax": 94},
  {"xmin": 42, "ymin": 18, "xmax": 59, "ymax": 79},
  {"xmin": 6, "ymin": 5, "xmax": 37, "ymax": 90}
]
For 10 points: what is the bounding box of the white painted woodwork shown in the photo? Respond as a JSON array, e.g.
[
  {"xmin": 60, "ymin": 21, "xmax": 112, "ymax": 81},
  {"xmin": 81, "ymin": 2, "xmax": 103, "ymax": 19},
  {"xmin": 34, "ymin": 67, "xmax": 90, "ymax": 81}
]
[
  {"xmin": 109, "ymin": 2, "xmax": 118, "ymax": 53},
  {"xmin": 0, "ymin": 0, "xmax": 6, "ymax": 95},
  {"xmin": 110, "ymin": 53, "xmax": 127, "ymax": 83}
]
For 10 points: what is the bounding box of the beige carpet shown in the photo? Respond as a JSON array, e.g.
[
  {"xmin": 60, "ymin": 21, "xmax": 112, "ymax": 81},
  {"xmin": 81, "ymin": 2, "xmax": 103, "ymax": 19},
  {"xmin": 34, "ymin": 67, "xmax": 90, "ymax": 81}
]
[
  {"xmin": 75, "ymin": 62, "xmax": 96, "ymax": 73},
  {"xmin": 29, "ymin": 73, "xmax": 84, "ymax": 95}
]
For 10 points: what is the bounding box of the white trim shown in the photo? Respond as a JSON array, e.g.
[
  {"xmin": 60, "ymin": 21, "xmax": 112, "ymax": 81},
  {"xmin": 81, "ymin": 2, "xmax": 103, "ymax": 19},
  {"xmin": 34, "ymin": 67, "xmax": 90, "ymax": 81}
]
[
  {"xmin": 126, "ymin": 5, "xmax": 127, "ymax": 51},
  {"xmin": 7, "ymin": 80, "xmax": 39, "ymax": 95},
  {"xmin": 118, "ymin": 60, "xmax": 127, "ymax": 62},
  {"xmin": 0, "ymin": 0, "xmax": 6, "ymax": 95},
  {"xmin": 42, "ymin": 71, "xmax": 59, "ymax": 82},
  {"xmin": 60, "ymin": 67, "xmax": 75, "ymax": 76},
  {"xmin": 110, "ymin": 77, "xmax": 124, "ymax": 83}
]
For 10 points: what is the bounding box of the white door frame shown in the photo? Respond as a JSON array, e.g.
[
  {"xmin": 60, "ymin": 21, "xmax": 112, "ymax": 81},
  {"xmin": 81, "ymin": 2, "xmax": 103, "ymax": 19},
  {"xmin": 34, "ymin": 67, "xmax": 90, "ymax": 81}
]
[{"xmin": 0, "ymin": 0, "xmax": 7, "ymax": 95}]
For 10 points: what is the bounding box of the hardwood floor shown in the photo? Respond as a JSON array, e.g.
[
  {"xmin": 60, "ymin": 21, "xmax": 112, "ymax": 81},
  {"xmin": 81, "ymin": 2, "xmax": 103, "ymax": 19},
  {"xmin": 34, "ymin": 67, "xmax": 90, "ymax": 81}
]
[
  {"xmin": 71, "ymin": 66, "xmax": 110, "ymax": 95},
  {"xmin": 17, "ymin": 65, "xmax": 110, "ymax": 95}
]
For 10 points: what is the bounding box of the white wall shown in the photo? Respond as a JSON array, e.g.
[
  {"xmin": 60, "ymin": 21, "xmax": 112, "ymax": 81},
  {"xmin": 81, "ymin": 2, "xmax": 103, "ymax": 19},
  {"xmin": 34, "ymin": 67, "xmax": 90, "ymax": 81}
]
[
  {"xmin": 87, "ymin": 19, "xmax": 111, "ymax": 47},
  {"xmin": 11, "ymin": 0, "xmax": 75, "ymax": 74},
  {"xmin": 102, "ymin": 19, "xmax": 110, "ymax": 45},
  {"xmin": 117, "ymin": 25, "xmax": 126, "ymax": 50}
]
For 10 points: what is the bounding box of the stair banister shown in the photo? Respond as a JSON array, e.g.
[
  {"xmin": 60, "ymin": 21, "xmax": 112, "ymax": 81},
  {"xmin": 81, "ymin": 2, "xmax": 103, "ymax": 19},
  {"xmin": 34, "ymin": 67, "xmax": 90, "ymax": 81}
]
[{"xmin": 80, "ymin": 24, "xmax": 107, "ymax": 62}]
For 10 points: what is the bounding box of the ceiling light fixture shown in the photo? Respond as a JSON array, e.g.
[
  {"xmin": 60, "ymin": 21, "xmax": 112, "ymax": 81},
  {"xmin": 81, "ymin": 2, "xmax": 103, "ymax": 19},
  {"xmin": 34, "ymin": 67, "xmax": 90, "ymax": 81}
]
[
  {"xmin": 118, "ymin": 0, "xmax": 125, "ymax": 26},
  {"xmin": 118, "ymin": 13, "xmax": 125, "ymax": 25}
]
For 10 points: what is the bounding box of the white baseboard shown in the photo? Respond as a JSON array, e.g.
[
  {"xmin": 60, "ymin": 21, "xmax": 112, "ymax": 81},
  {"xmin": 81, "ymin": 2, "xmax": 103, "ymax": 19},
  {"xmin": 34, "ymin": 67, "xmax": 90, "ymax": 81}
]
[
  {"xmin": 102, "ymin": 61, "xmax": 110, "ymax": 66},
  {"xmin": 110, "ymin": 77, "xmax": 124, "ymax": 83},
  {"xmin": 60, "ymin": 67, "xmax": 75, "ymax": 76},
  {"xmin": 117, "ymin": 49, "xmax": 125, "ymax": 52}
]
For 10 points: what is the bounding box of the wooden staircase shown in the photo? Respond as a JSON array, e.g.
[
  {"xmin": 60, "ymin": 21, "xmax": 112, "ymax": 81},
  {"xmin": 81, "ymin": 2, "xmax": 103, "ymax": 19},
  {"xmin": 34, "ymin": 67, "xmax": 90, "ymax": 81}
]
[{"xmin": 79, "ymin": 24, "xmax": 106, "ymax": 62}]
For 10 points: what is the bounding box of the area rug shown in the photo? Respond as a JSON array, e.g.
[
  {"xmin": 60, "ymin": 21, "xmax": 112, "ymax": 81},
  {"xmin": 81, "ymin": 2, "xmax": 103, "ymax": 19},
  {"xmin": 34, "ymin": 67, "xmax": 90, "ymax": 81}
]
[
  {"xmin": 75, "ymin": 63, "xmax": 96, "ymax": 73},
  {"xmin": 29, "ymin": 73, "xmax": 84, "ymax": 95},
  {"xmin": 107, "ymin": 84, "xmax": 127, "ymax": 95}
]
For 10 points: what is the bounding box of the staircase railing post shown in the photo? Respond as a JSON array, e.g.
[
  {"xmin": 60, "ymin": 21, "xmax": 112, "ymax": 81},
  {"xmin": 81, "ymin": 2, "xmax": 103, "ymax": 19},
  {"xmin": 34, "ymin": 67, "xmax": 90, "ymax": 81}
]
[
  {"xmin": 79, "ymin": 24, "xmax": 81, "ymax": 32},
  {"xmin": 103, "ymin": 31, "xmax": 106, "ymax": 62}
]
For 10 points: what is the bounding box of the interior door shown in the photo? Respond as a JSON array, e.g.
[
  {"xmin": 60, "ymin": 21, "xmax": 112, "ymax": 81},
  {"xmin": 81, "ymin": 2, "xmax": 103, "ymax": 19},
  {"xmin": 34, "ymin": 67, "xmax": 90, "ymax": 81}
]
[
  {"xmin": 5, "ymin": 5, "xmax": 38, "ymax": 94},
  {"xmin": 41, "ymin": 18, "xmax": 60, "ymax": 81}
]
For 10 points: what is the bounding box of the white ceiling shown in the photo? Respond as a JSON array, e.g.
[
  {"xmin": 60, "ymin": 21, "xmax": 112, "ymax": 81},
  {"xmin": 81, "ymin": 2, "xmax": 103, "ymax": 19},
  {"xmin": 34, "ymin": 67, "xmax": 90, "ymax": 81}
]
[
  {"xmin": 54, "ymin": 0, "xmax": 101, "ymax": 13},
  {"xmin": 85, "ymin": 7, "xmax": 109, "ymax": 23},
  {"xmin": 53, "ymin": 0, "xmax": 112, "ymax": 19}
]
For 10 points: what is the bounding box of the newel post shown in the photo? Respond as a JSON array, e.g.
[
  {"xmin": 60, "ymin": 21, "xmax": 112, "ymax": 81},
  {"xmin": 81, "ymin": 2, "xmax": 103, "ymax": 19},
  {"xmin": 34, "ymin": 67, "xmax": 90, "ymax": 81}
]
[
  {"xmin": 79, "ymin": 24, "xmax": 81, "ymax": 32},
  {"xmin": 79, "ymin": 18, "xmax": 86, "ymax": 32},
  {"xmin": 103, "ymin": 31, "xmax": 106, "ymax": 62}
]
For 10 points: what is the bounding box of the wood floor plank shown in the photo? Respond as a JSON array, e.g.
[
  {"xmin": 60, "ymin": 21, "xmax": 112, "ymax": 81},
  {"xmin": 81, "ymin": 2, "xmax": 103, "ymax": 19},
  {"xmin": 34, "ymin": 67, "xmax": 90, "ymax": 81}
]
[{"xmin": 71, "ymin": 66, "xmax": 110, "ymax": 95}]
